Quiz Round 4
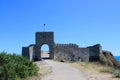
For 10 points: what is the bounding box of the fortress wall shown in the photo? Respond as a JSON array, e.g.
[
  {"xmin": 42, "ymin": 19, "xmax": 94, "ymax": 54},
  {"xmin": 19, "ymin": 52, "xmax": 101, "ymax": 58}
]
[
  {"xmin": 78, "ymin": 48, "xmax": 89, "ymax": 62},
  {"xmin": 29, "ymin": 45, "xmax": 35, "ymax": 61},
  {"xmin": 54, "ymin": 43, "xmax": 101, "ymax": 62},
  {"xmin": 22, "ymin": 44, "xmax": 35, "ymax": 61},
  {"xmin": 22, "ymin": 47, "xmax": 29, "ymax": 59},
  {"xmin": 22, "ymin": 31, "xmax": 102, "ymax": 62},
  {"xmin": 54, "ymin": 43, "xmax": 89, "ymax": 62},
  {"xmin": 56, "ymin": 43, "xmax": 79, "ymax": 47},
  {"xmin": 22, "ymin": 43, "xmax": 101, "ymax": 62},
  {"xmin": 87, "ymin": 44, "xmax": 102, "ymax": 61}
]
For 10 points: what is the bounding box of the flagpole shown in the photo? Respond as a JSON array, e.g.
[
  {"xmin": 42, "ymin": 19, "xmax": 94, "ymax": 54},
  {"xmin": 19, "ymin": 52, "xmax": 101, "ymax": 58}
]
[{"xmin": 43, "ymin": 24, "xmax": 46, "ymax": 32}]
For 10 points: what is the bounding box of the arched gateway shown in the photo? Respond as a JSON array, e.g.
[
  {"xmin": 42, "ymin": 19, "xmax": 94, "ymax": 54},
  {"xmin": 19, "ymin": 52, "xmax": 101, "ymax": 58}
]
[
  {"xmin": 22, "ymin": 32, "xmax": 54, "ymax": 61},
  {"xmin": 35, "ymin": 32, "xmax": 54, "ymax": 60}
]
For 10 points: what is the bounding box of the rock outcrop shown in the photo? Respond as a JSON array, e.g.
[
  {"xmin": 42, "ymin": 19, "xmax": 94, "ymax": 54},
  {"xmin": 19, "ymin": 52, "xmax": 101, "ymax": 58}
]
[{"xmin": 100, "ymin": 50, "xmax": 120, "ymax": 68}]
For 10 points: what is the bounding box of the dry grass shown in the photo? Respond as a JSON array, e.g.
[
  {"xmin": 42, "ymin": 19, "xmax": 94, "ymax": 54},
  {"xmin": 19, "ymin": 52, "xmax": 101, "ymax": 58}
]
[
  {"xmin": 26, "ymin": 67, "xmax": 48, "ymax": 80},
  {"xmin": 38, "ymin": 66, "xmax": 52, "ymax": 75},
  {"xmin": 26, "ymin": 61, "xmax": 52, "ymax": 80},
  {"xmin": 69, "ymin": 62, "xmax": 120, "ymax": 80},
  {"xmin": 70, "ymin": 62, "xmax": 103, "ymax": 73}
]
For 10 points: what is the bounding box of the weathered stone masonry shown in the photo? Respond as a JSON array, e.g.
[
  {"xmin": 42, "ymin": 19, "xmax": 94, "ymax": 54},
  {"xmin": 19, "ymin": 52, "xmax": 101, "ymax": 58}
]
[
  {"xmin": 54, "ymin": 43, "xmax": 101, "ymax": 62},
  {"xmin": 22, "ymin": 32, "xmax": 54, "ymax": 61},
  {"xmin": 22, "ymin": 32, "xmax": 102, "ymax": 62}
]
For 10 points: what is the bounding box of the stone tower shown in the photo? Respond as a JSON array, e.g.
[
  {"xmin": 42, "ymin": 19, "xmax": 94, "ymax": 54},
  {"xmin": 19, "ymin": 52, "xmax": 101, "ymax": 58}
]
[
  {"xmin": 22, "ymin": 32, "xmax": 54, "ymax": 61},
  {"xmin": 34, "ymin": 32, "xmax": 54, "ymax": 60}
]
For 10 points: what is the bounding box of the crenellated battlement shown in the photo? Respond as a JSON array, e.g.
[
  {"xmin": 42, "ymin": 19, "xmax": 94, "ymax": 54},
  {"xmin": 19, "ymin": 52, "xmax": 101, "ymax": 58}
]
[
  {"xmin": 54, "ymin": 43, "xmax": 79, "ymax": 49},
  {"xmin": 54, "ymin": 43, "xmax": 101, "ymax": 62}
]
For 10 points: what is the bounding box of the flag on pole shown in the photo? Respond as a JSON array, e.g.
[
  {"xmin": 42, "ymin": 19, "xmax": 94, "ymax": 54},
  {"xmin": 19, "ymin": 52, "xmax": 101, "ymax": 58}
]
[
  {"xmin": 43, "ymin": 24, "xmax": 46, "ymax": 32},
  {"xmin": 43, "ymin": 24, "xmax": 46, "ymax": 27}
]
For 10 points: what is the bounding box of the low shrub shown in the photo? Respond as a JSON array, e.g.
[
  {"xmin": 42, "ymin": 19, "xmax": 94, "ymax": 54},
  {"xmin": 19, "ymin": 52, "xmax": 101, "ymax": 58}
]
[
  {"xmin": 113, "ymin": 69, "xmax": 120, "ymax": 78},
  {"xmin": 0, "ymin": 52, "xmax": 39, "ymax": 80},
  {"xmin": 0, "ymin": 66, "xmax": 4, "ymax": 80}
]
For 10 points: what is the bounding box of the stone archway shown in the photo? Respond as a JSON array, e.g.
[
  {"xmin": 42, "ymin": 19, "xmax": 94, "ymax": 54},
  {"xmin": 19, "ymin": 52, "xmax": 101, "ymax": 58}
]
[
  {"xmin": 34, "ymin": 32, "xmax": 54, "ymax": 61},
  {"xmin": 40, "ymin": 44, "xmax": 50, "ymax": 59}
]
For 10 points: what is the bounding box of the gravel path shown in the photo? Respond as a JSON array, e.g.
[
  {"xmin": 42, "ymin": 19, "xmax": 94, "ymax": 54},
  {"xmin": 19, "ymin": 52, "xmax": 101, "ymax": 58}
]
[{"xmin": 41, "ymin": 60, "xmax": 88, "ymax": 80}]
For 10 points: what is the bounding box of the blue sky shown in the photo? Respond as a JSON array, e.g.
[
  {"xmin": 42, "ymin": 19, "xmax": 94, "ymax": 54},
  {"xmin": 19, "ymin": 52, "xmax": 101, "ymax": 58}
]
[{"xmin": 0, "ymin": 0, "xmax": 120, "ymax": 56}]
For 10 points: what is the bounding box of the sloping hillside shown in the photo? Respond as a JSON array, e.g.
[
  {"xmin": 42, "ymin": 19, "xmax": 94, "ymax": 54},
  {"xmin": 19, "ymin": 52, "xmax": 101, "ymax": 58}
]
[{"xmin": 100, "ymin": 50, "xmax": 120, "ymax": 68}]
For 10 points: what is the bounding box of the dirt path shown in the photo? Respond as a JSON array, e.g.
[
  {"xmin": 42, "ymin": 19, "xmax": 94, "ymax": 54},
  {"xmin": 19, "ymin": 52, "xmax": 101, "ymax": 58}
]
[
  {"xmin": 41, "ymin": 60, "xmax": 88, "ymax": 80},
  {"xmin": 34, "ymin": 60, "xmax": 115, "ymax": 80}
]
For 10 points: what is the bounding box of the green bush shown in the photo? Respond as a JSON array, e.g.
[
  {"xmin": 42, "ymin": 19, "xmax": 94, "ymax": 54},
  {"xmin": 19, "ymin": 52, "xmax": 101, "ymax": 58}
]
[
  {"xmin": 0, "ymin": 52, "xmax": 39, "ymax": 80},
  {"xmin": 0, "ymin": 66, "xmax": 4, "ymax": 80},
  {"xmin": 113, "ymin": 69, "xmax": 120, "ymax": 78}
]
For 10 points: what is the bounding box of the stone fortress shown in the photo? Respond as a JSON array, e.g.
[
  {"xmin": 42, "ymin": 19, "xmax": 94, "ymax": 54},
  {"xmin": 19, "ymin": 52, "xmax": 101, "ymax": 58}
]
[
  {"xmin": 54, "ymin": 43, "xmax": 101, "ymax": 62},
  {"xmin": 22, "ymin": 31, "xmax": 102, "ymax": 62}
]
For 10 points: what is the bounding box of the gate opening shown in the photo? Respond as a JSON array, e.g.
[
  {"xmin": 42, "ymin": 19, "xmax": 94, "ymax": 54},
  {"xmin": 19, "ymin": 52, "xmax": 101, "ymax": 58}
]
[{"xmin": 41, "ymin": 44, "xmax": 50, "ymax": 59}]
